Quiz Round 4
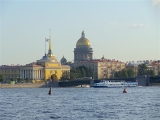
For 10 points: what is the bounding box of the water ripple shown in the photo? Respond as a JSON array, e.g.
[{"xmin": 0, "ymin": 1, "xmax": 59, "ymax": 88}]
[{"xmin": 0, "ymin": 87, "xmax": 160, "ymax": 120}]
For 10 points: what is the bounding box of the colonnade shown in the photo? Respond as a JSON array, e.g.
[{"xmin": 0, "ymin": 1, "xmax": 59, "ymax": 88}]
[
  {"xmin": 75, "ymin": 53, "xmax": 92, "ymax": 61},
  {"xmin": 20, "ymin": 69, "xmax": 44, "ymax": 80}
]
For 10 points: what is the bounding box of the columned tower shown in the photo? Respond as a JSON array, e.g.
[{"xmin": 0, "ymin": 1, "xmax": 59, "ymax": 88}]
[{"xmin": 74, "ymin": 31, "xmax": 93, "ymax": 62}]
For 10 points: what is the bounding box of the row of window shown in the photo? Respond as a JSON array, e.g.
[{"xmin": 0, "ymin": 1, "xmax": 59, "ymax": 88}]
[
  {"xmin": 101, "ymin": 67, "xmax": 123, "ymax": 70},
  {"xmin": 0, "ymin": 70, "xmax": 20, "ymax": 73},
  {"xmin": 3, "ymin": 75, "xmax": 20, "ymax": 79},
  {"xmin": 76, "ymin": 64, "xmax": 95, "ymax": 67}
]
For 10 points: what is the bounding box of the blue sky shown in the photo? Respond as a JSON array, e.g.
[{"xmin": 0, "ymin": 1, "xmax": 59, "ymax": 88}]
[{"xmin": 0, "ymin": 0, "xmax": 160, "ymax": 65}]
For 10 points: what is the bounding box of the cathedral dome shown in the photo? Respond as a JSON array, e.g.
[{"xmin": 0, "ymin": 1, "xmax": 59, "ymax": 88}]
[
  {"xmin": 76, "ymin": 38, "xmax": 90, "ymax": 46},
  {"xmin": 76, "ymin": 31, "xmax": 90, "ymax": 47}
]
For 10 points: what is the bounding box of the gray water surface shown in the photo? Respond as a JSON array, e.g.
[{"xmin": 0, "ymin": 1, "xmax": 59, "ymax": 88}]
[{"xmin": 0, "ymin": 87, "xmax": 160, "ymax": 120}]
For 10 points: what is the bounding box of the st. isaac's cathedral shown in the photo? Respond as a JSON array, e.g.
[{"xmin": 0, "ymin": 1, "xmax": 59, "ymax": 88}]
[
  {"xmin": 73, "ymin": 31, "xmax": 126, "ymax": 79},
  {"xmin": 74, "ymin": 31, "xmax": 93, "ymax": 62}
]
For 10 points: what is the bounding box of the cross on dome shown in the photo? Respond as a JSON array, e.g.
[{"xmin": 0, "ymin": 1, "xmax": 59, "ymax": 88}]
[{"xmin": 81, "ymin": 30, "xmax": 85, "ymax": 38}]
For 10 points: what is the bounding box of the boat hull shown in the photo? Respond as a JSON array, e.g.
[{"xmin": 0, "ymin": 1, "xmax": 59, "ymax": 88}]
[
  {"xmin": 93, "ymin": 85, "xmax": 137, "ymax": 88},
  {"xmin": 93, "ymin": 80, "xmax": 138, "ymax": 88}
]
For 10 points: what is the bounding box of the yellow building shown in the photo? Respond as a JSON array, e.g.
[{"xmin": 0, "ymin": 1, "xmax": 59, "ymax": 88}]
[
  {"xmin": 0, "ymin": 65, "xmax": 21, "ymax": 82},
  {"xmin": 74, "ymin": 56, "xmax": 125, "ymax": 79},
  {"xmin": 0, "ymin": 31, "xmax": 70, "ymax": 82}
]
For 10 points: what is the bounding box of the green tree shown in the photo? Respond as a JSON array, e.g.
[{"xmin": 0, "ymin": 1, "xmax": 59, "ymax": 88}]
[
  {"xmin": 25, "ymin": 78, "xmax": 29, "ymax": 83},
  {"xmin": 76, "ymin": 69, "xmax": 81, "ymax": 78},
  {"xmin": 138, "ymin": 64, "xmax": 147, "ymax": 76},
  {"xmin": 10, "ymin": 78, "xmax": 14, "ymax": 81},
  {"xmin": 85, "ymin": 67, "xmax": 89, "ymax": 77},
  {"xmin": 121, "ymin": 69, "xmax": 128, "ymax": 78},
  {"xmin": 0, "ymin": 75, "xmax": 4, "ymax": 83},
  {"xmin": 81, "ymin": 68, "xmax": 86, "ymax": 77},
  {"xmin": 70, "ymin": 68, "xmax": 79, "ymax": 79},
  {"xmin": 138, "ymin": 63, "xmax": 155, "ymax": 76},
  {"xmin": 147, "ymin": 70, "xmax": 155, "ymax": 77},
  {"xmin": 17, "ymin": 77, "xmax": 21, "ymax": 83},
  {"xmin": 114, "ymin": 71, "xmax": 122, "ymax": 78},
  {"xmin": 10, "ymin": 78, "xmax": 15, "ymax": 84},
  {"xmin": 88, "ymin": 67, "xmax": 93, "ymax": 78},
  {"xmin": 127, "ymin": 69, "xmax": 135, "ymax": 77},
  {"xmin": 70, "ymin": 66, "xmax": 94, "ymax": 79},
  {"xmin": 66, "ymin": 61, "xmax": 72, "ymax": 65}
]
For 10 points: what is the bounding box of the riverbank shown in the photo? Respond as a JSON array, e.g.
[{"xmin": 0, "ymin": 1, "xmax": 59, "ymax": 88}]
[{"xmin": 0, "ymin": 82, "xmax": 46, "ymax": 88}]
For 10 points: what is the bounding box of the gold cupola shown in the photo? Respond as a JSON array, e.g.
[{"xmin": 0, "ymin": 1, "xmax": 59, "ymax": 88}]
[{"xmin": 76, "ymin": 31, "xmax": 91, "ymax": 47}]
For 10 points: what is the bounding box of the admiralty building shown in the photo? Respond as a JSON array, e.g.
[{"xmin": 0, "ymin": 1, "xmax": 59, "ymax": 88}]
[{"xmin": 0, "ymin": 31, "xmax": 70, "ymax": 82}]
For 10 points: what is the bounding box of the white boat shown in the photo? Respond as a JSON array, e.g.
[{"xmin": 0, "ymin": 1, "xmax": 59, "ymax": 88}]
[{"xmin": 93, "ymin": 80, "xmax": 138, "ymax": 88}]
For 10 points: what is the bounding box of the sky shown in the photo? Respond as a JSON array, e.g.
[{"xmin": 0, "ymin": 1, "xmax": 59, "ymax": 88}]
[{"xmin": 0, "ymin": 0, "xmax": 160, "ymax": 65}]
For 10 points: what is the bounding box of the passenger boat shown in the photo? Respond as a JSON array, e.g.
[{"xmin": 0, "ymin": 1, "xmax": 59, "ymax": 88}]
[{"xmin": 93, "ymin": 80, "xmax": 138, "ymax": 88}]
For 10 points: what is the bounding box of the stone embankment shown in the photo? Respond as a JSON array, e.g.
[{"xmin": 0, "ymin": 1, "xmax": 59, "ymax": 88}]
[{"xmin": 0, "ymin": 82, "xmax": 46, "ymax": 88}]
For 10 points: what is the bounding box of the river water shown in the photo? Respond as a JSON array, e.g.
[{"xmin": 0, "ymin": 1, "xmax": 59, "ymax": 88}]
[{"xmin": 0, "ymin": 86, "xmax": 160, "ymax": 120}]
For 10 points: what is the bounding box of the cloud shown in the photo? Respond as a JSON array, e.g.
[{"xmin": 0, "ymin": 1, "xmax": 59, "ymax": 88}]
[
  {"xmin": 126, "ymin": 23, "xmax": 150, "ymax": 29},
  {"xmin": 108, "ymin": 21, "xmax": 117, "ymax": 26},
  {"xmin": 152, "ymin": 0, "xmax": 160, "ymax": 7}
]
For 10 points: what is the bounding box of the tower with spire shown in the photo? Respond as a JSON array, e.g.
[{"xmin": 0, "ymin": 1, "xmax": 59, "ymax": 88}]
[{"xmin": 46, "ymin": 29, "xmax": 57, "ymax": 62}]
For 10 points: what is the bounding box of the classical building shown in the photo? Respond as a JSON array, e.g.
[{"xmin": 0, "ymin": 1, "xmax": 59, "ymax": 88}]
[
  {"xmin": 0, "ymin": 31, "xmax": 70, "ymax": 82},
  {"xmin": 74, "ymin": 31, "xmax": 93, "ymax": 62},
  {"xmin": 0, "ymin": 65, "xmax": 21, "ymax": 82},
  {"xmin": 74, "ymin": 56, "xmax": 125, "ymax": 79}
]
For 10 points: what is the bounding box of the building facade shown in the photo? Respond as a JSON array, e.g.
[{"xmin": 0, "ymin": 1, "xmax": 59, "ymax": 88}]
[
  {"xmin": 0, "ymin": 65, "xmax": 21, "ymax": 82},
  {"xmin": 74, "ymin": 57, "xmax": 125, "ymax": 79},
  {"xmin": 73, "ymin": 31, "xmax": 125, "ymax": 79},
  {"xmin": 0, "ymin": 31, "xmax": 70, "ymax": 82}
]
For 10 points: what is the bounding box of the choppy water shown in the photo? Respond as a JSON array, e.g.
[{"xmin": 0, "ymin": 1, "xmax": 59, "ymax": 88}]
[{"xmin": 0, "ymin": 86, "xmax": 160, "ymax": 120}]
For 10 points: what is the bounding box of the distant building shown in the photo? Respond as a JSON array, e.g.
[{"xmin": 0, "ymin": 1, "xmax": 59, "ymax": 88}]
[
  {"xmin": 125, "ymin": 60, "xmax": 160, "ymax": 76},
  {"xmin": 0, "ymin": 65, "xmax": 21, "ymax": 83},
  {"xmin": 73, "ymin": 31, "xmax": 125, "ymax": 79},
  {"xmin": 0, "ymin": 31, "xmax": 70, "ymax": 82},
  {"xmin": 74, "ymin": 31, "xmax": 93, "ymax": 62},
  {"xmin": 74, "ymin": 56, "xmax": 125, "ymax": 79},
  {"xmin": 60, "ymin": 56, "xmax": 67, "ymax": 65}
]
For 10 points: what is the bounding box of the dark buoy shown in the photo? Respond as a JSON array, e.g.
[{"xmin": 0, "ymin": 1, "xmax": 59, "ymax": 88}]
[
  {"xmin": 48, "ymin": 86, "xmax": 52, "ymax": 95},
  {"xmin": 123, "ymin": 88, "xmax": 127, "ymax": 93}
]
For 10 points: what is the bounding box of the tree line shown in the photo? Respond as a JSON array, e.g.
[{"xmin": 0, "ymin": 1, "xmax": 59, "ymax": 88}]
[
  {"xmin": 69, "ymin": 66, "xmax": 93, "ymax": 80},
  {"xmin": 114, "ymin": 63, "xmax": 155, "ymax": 78}
]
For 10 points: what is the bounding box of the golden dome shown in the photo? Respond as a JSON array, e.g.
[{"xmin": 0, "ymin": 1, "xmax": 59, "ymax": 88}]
[
  {"xmin": 76, "ymin": 31, "xmax": 90, "ymax": 47},
  {"xmin": 76, "ymin": 38, "xmax": 90, "ymax": 46}
]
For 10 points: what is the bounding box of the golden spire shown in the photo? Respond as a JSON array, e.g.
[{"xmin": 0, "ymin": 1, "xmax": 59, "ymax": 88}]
[
  {"xmin": 47, "ymin": 29, "xmax": 53, "ymax": 57},
  {"xmin": 49, "ymin": 29, "xmax": 52, "ymax": 50},
  {"xmin": 46, "ymin": 29, "xmax": 58, "ymax": 62}
]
